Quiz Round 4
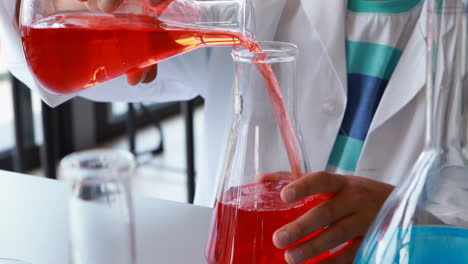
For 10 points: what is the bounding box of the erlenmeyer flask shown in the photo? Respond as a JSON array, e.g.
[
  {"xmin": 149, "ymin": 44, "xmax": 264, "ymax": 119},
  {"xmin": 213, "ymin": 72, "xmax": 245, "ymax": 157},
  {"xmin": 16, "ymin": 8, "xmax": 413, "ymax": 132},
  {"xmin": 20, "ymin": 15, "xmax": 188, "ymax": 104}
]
[
  {"xmin": 205, "ymin": 41, "xmax": 328, "ymax": 264},
  {"xmin": 355, "ymin": 0, "xmax": 468, "ymax": 263},
  {"xmin": 19, "ymin": 0, "xmax": 254, "ymax": 94}
]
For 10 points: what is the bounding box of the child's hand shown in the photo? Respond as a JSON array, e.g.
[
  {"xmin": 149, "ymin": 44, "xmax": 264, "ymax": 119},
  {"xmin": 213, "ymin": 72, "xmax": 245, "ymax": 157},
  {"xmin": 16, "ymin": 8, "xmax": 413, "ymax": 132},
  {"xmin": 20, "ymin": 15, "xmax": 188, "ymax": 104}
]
[{"xmin": 273, "ymin": 171, "xmax": 394, "ymax": 264}]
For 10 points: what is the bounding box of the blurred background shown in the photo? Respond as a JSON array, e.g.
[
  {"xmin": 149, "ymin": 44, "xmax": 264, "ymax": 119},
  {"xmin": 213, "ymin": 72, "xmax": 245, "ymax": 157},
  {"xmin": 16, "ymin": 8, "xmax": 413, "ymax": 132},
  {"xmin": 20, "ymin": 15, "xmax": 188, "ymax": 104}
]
[{"xmin": 0, "ymin": 57, "xmax": 205, "ymax": 204}]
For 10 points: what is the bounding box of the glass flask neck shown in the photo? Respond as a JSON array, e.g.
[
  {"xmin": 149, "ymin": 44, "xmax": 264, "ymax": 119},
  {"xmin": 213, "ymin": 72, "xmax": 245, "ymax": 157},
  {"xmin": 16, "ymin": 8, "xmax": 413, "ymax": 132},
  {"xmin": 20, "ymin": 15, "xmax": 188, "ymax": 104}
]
[
  {"xmin": 215, "ymin": 41, "xmax": 304, "ymax": 199},
  {"xmin": 156, "ymin": 0, "xmax": 255, "ymax": 38},
  {"xmin": 427, "ymin": 0, "xmax": 468, "ymax": 156},
  {"xmin": 231, "ymin": 42, "xmax": 299, "ymax": 121},
  {"xmin": 232, "ymin": 67, "xmax": 298, "ymax": 123},
  {"xmin": 206, "ymin": 42, "xmax": 314, "ymax": 264}
]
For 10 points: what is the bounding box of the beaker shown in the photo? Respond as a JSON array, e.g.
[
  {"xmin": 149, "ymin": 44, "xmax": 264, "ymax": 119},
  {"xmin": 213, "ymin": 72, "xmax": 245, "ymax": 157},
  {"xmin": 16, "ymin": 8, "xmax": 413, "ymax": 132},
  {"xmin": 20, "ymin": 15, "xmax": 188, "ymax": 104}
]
[
  {"xmin": 205, "ymin": 41, "xmax": 328, "ymax": 264},
  {"xmin": 60, "ymin": 149, "xmax": 137, "ymax": 264},
  {"xmin": 19, "ymin": 0, "xmax": 255, "ymax": 94},
  {"xmin": 355, "ymin": 0, "xmax": 468, "ymax": 263}
]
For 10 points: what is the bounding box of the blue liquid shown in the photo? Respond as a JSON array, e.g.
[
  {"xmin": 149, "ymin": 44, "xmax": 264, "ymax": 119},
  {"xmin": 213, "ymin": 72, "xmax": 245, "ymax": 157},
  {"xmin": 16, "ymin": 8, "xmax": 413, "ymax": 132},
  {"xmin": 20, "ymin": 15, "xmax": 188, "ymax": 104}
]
[{"xmin": 354, "ymin": 226, "xmax": 468, "ymax": 263}]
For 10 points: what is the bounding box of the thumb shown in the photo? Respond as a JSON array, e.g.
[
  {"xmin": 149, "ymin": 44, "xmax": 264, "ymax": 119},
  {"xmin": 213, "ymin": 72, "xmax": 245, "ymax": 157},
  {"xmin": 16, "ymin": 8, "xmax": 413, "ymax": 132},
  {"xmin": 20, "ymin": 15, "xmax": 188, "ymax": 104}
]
[{"xmin": 126, "ymin": 68, "xmax": 146, "ymax": 86}]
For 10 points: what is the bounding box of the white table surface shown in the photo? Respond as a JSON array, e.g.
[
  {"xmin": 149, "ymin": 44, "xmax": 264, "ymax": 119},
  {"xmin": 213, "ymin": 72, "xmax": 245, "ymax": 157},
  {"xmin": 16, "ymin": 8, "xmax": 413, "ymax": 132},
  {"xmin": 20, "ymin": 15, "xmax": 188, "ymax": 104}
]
[{"xmin": 0, "ymin": 171, "xmax": 213, "ymax": 264}]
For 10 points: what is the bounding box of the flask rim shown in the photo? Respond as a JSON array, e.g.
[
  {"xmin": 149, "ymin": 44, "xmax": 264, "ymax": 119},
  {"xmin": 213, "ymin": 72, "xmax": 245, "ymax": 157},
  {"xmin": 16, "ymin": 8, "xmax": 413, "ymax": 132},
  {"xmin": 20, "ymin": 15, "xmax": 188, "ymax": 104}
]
[
  {"xmin": 231, "ymin": 41, "xmax": 298, "ymax": 64},
  {"xmin": 59, "ymin": 149, "xmax": 136, "ymax": 180}
]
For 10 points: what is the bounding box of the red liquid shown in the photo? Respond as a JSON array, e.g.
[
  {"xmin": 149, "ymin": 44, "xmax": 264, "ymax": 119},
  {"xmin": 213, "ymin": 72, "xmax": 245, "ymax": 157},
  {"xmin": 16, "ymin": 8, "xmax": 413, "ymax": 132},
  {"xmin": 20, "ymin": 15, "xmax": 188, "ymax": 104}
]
[
  {"xmin": 206, "ymin": 180, "xmax": 330, "ymax": 264},
  {"xmin": 22, "ymin": 11, "xmax": 302, "ymax": 180},
  {"xmin": 21, "ymin": 12, "xmax": 248, "ymax": 94},
  {"xmin": 23, "ymin": 13, "xmax": 310, "ymax": 262}
]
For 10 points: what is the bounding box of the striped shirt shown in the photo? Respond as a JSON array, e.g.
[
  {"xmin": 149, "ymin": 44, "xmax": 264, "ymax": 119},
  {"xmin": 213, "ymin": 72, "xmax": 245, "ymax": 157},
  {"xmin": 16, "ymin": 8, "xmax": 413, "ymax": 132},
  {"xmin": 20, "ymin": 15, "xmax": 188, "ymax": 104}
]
[{"xmin": 327, "ymin": 0, "xmax": 423, "ymax": 175}]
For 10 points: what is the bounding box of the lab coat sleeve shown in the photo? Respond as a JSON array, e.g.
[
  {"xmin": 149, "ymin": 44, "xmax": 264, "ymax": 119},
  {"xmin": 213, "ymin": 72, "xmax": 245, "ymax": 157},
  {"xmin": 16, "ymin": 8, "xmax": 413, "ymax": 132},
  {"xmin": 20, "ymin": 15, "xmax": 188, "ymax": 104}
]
[{"xmin": 0, "ymin": 0, "xmax": 209, "ymax": 107}]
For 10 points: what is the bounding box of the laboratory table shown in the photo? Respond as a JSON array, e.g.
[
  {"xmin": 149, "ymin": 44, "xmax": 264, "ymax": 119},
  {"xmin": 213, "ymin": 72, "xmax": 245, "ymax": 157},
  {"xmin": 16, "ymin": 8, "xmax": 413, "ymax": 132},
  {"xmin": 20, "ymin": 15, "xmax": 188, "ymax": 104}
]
[{"xmin": 0, "ymin": 171, "xmax": 213, "ymax": 264}]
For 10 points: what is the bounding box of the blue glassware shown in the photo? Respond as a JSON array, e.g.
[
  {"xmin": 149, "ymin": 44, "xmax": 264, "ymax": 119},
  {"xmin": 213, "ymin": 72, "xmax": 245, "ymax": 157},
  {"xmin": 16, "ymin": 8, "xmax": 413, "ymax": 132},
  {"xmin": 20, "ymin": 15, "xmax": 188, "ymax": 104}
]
[{"xmin": 355, "ymin": 0, "xmax": 468, "ymax": 263}]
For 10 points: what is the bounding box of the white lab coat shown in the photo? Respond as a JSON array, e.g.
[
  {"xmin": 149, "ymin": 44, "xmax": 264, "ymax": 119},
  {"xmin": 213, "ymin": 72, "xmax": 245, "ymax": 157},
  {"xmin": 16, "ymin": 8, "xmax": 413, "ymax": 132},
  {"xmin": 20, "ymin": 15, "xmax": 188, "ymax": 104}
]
[{"xmin": 0, "ymin": 0, "xmax": 427, "ymax": 207}]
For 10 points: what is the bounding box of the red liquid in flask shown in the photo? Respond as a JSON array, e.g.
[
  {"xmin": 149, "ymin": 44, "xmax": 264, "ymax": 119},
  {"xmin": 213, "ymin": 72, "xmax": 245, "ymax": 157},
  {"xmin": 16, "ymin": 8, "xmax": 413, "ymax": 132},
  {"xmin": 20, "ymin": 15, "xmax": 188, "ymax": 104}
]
[
  {"xmin": 21, "ymin": 11, "xmax": 302, "ymax": 180},
  {"xmin": 21, "ymin": 12, "xmax": 248, "ymax": 94},
  {"xmin": 206, "ymin": 180, "xmax": 330, "ymax": 264}
]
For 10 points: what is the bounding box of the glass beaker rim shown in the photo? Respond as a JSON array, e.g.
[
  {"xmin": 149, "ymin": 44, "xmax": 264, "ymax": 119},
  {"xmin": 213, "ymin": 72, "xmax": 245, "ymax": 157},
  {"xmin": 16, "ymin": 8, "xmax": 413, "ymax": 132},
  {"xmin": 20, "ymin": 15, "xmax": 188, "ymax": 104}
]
[
  {"xmin": 232, "ymin": 41, "xmax": 298, "ymax": 63},
  {"xmin": 59, "ymin": 149, "xmax": 136, "ymax": 176}
]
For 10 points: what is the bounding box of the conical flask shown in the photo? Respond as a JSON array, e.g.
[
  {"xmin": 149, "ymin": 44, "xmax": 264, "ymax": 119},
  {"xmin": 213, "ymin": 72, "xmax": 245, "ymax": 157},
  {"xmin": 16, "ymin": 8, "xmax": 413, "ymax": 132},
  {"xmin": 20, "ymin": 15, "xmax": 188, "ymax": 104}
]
[
  {"xmin": 204, "ymin": 41, "xmax": 326, "ymax": 264},
  {"xmin": 20, "ymin": 0, "xmax": 254, "ymax": 94},
  {"xmin": 355, "ymin": 0, "xmax": 468, "ymax": 262}
]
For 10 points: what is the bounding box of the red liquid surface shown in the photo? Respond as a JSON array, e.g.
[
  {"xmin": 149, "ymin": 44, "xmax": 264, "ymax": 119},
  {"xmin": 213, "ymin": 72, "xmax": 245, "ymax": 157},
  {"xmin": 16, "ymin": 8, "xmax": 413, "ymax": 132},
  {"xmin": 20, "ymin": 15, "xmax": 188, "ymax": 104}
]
[
  {"xmin": 206, "ymin": 180, "xmax": 330, "ymax": 264},
  {"xmin": 21, "ymin": 12, "xmax": 247, "ymax": 94}
]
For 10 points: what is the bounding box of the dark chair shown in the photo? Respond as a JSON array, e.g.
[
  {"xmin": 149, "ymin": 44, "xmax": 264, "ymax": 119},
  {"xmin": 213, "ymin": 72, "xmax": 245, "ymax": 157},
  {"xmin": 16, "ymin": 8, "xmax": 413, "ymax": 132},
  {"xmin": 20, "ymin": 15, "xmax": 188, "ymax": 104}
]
[{"xmin": 126, "ymin": 103, "xmax": 164, "ymax": 156}]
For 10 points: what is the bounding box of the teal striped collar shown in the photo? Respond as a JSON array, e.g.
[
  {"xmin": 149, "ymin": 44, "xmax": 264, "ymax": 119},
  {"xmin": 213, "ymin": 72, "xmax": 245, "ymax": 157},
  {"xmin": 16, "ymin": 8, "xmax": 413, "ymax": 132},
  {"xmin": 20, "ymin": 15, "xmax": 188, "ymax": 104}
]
[{"xmin": 347, "ymin": 0, "xmax": 422, "ymax": 14}]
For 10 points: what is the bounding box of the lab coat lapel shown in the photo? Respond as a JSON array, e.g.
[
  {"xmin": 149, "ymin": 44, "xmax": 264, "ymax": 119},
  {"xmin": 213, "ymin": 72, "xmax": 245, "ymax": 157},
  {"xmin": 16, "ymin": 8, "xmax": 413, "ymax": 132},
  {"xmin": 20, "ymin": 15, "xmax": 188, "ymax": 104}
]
[
  {"xmin": 300, "ymin": 0, "xmax": 348, "ymax": 96},
  {"xmin": 367, "ymin": 7, "xmax": 427, "ymax": 135},
  {"xmin": 357, "ymin": 2, "xmax": 427, "ymax": 176},
  {"xmin": 297, "ymin": 0, "xmax": 347, "ymax": 171}
]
